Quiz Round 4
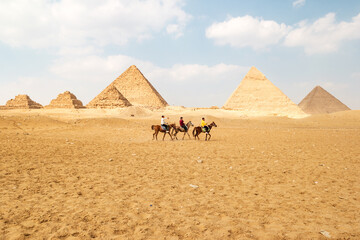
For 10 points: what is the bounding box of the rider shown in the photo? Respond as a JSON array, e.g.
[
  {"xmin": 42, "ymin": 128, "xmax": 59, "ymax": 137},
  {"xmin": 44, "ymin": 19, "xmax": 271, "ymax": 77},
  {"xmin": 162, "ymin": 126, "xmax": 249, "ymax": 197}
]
[
  {"xmin": 179, "ymin": 117, "xmax": 187, "ymax": 131},
  {"xmin": 201, "ymin": 117, "xmax": 209, "ymax": 132},
  {"xmin": 161, "ymin": 115, "xmax": 169, "ymax": 132}
]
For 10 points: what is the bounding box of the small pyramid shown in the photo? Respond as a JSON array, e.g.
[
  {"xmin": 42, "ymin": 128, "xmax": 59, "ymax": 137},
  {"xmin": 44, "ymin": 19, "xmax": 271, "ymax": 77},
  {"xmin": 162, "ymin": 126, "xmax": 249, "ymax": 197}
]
[
  {"xmin": 298, "ymin": 86, "xmax": 350, "ymax": 114},
  {"xmin": 46, "ymin": 91, "xmax": 85, "ymax": 109},
  {"xmin": 223, "ymin": 67, "xmax": 306, "ymax": 117},
  {"xmin": 109, "ymin": 65, "xmax": 168, "ymax": 108},
  {"xmin": 6, "ymin": 94, "xmax": 43, "ymax": 109},
  {"xmin": 87, "ymin": 85, "xmax": 132, "ymax": 108}
]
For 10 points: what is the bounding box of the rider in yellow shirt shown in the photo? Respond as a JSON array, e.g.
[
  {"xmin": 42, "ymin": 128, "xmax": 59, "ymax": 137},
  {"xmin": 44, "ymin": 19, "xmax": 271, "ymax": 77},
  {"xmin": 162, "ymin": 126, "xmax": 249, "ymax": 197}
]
[{"xmin": 201, "ymin": 117, "xmax": 208, "ymax": 132}]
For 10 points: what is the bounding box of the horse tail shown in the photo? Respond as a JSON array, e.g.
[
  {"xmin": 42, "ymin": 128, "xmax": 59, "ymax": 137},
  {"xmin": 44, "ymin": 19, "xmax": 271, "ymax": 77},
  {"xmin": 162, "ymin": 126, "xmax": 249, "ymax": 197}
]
[
  {"xmin": 192, "ymin": 128, "xmax": 196, "ymax": 137},
  {"xmin": 151, "ymin": 125, "xmax": 155, "ymax": 130}
]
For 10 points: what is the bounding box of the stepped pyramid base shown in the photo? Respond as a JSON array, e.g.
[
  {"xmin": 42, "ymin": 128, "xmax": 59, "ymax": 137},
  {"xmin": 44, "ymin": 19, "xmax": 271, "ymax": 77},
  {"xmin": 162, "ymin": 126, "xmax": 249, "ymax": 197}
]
[
  {"xmin": 6, "ymin": 95, "xmax": 43, "ymax": 109},
  {"xmin": 46, "ymin": 91, "xmax": 85, "ymax": 109},
  {"xmin": 87, "ymin": 85, "xmax": 132, "ymax": 109}
]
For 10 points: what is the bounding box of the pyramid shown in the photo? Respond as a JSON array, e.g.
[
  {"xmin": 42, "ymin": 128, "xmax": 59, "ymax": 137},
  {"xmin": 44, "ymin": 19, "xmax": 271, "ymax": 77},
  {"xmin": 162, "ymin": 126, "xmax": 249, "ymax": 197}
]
[
  {"xmin": 223, "ymin": 67, "xmax": 307, "ymax": 117},
  {"xmin": 298, "ymin": 86, "xmax": 350, "ymax": 114},
  {"xmin": 87, "ymin": 85, "xmax": 131, "ymax": 108},
  {"xmin": 106, "ymin": 65, "xmax": 168, "ymax": 108},
  {"xmin": 6, "ymin": 94, "xmax": 43, "ymax": 109},
  {"xmin": 46, "ymin": 91, "xmax": 85, "ymax": 109}
]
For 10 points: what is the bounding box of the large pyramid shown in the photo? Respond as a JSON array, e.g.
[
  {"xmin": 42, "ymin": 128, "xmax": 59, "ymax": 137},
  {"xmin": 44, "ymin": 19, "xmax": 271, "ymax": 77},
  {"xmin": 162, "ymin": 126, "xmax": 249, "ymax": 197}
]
[
  {"xmin": 6, "ymin": 94, "xmax": 43, "ymax": 109},
  {"xmin": 298, "ymin": 86, "xmax": 350, "ymax": 114},
  {"xmin": 46, "ymin": 91, "xmax": 85, "ymax": 109},
  {"xmin": 102, "ymin": 65, "xmax": 168, "ymax": 108},
  {"xmin": 223, "ymin": 67, "xmax": 307, "ymax": 117},
  {"xmin": 87, "ymin": 85, "xmax": 132, "ymax": 108}
]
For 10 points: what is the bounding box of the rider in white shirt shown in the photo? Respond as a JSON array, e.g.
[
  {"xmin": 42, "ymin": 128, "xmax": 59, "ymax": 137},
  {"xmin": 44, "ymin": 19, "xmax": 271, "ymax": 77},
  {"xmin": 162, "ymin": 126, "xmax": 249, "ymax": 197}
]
[{"xmin": 161, "ymin": 115, "xmax": 169, "ymax": 132}]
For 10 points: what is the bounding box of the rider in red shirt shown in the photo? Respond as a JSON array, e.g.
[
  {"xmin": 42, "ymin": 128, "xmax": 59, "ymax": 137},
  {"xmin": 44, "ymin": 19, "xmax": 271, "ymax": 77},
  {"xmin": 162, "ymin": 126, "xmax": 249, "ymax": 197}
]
[{"xmin": 179, "ymin": 117, "xmax": 188, "ymax": 131}]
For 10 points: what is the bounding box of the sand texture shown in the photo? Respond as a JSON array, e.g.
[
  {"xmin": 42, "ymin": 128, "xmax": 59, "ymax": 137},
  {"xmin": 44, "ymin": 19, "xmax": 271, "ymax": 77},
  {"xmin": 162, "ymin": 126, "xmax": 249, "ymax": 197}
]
[
  {"xmin": 46, "ymin": 91, "xmax": 85, "ymax": 109},
  {"xmin": 87, "ymin": 85, "xmax": 132, "ymax": 109},
  {"xmin": 223, "ymin": 67, "xmax": 307, "ymax": 118},
  {"xmin": 1, "ymin": 109, "xmax": 359, "ymax": 239},
  {"xmin": 5, "ymin": 95, "xmax": 43, "ymax": 109},
  {"xmin": 299, "ymin": 86, "xmax": 351, "ymax": 114}
]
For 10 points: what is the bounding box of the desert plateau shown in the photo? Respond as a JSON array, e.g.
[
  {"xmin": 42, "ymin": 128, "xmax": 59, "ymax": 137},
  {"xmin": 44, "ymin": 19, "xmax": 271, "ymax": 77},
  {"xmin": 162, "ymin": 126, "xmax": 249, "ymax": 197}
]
[{"xmin": 1, "ymin": 108, "xmax": 359, "ymax": 239}]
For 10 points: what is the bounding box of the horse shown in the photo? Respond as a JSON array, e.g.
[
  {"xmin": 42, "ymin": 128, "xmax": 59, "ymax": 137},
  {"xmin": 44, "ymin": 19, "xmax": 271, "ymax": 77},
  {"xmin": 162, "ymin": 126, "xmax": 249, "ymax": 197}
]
[
  {"xmin": 151, "ymin": 123, "xmax": 176, "ymax": 141},
  {"xmin": 192, "ymin": 121, "xmax": 217, "ymax": 141},
  {"xmin": 171, "ymin": 121, "xmax": 194, "ymax": 140}
]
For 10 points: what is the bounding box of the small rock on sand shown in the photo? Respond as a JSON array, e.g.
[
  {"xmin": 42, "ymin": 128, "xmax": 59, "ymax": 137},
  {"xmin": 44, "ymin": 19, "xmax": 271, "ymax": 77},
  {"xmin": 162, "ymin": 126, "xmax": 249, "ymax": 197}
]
[
  {"xmin": 189, "ymin": 184, "xmax": 199, "ymax": 189},
  {"xmin": 21, "ymin": 220, "xmax": 35, "ymax": 228},
  {"xmin": 319, "ymin": 230, "xmax": 331, "ymax": 238}
]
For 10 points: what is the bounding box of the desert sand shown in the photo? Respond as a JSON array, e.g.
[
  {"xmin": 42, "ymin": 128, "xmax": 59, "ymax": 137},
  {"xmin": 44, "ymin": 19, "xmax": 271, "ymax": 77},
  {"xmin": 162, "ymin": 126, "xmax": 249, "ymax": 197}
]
[{"xmin": 1, "ymin": 108, "xmax": 359, "ymax": 239}]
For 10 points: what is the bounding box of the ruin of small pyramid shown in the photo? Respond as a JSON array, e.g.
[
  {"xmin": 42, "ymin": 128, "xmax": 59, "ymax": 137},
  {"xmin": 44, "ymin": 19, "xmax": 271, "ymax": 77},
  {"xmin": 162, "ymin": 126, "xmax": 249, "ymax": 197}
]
[
  {"xmin": 87, "ymin": 85, "xmax": 132, "ymax": 108},
  {"xmin": 223, "ymin": 66, "xmax": 307, "ymax": 117},
  {"xmin": 103, "ymin": 65, "xmax": 168, "ymax": 108},
  {"xmin": 46, "ymin": 91, "xmax": 85, "ymax": 109},
  {"xmin": 6, "ymin": 94, "xmax": 43, "ymax": 109},
  {"xmin": 298, "ymin": 86, "xmax": 350, "ymax": 114}
]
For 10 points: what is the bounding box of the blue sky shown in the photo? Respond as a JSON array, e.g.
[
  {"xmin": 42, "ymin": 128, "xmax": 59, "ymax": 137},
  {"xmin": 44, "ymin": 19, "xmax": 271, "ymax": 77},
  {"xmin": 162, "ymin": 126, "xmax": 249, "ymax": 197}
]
[{"xmin": 0, "ymin": 0, "xmax": 359, "ymax": 109}]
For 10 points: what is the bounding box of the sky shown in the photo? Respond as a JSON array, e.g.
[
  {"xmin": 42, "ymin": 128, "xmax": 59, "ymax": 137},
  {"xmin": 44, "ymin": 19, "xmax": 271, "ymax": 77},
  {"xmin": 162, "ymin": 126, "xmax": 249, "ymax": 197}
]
[{"xmin": 0, "ymin": 0, "xmax": 359, "ymax": 109}]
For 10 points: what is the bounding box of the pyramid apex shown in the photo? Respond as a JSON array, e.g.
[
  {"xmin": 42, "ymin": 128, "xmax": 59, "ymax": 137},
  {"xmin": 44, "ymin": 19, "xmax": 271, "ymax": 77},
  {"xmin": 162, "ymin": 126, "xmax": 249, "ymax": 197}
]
[
  {"xmin": 248, "ymin": 66, "xmax": 263, "ymax": 73},
  {"xmin": 129, "ymin": 65, "xmax": 138, "ymax": 70},
  {"xmin": 245, "ymin": 66, "xmax": 266, "ymax": 80}
]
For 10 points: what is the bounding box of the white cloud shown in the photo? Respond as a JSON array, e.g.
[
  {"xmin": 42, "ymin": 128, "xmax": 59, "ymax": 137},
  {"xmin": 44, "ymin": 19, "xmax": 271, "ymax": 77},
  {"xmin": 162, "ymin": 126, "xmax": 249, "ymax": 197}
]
[
  {"xmin": 149, "ymin": 63, "xmax": 248, "ymax": 83},
  {"xmin": 166, "ymin": 24, "xmax": 184, "ymax": 38},
  {"xmin": 285, "ymin": 12, "xmax": 360, "ymax": 54},
  {"xmin": 0, "ymin": 0, "xmax": 190, "ymax": 49},
  {"xmin": 205, "ymin": 15, "xmax": 291, "ymax": 50},
  {"xmin": 207, "ymin": 12, "xmax": 360, "ymax": 55},
  {"xmin": 293, "ymin": 0, "xmax": 306, "ymax": 8},
  {"xmin": 351, "ymin": 72, "xmax": 360, "ymax": 79}
]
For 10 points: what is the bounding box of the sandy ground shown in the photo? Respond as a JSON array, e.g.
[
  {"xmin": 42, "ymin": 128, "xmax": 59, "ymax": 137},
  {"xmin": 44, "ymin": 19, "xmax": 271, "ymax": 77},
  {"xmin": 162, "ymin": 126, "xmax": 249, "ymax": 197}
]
[{"xmin": 0, "ymin": 108, "xmax": 359, "ymax": 239}]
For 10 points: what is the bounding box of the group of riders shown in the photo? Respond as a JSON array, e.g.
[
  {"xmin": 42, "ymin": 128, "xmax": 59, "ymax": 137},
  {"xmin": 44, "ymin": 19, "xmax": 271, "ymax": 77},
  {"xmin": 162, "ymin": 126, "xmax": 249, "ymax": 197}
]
[
  {"xmin": 153, "ymin": 115, "xmax": 217, "ymax": 141},
  {"xmin": 161, "ymin": 115, "xmax": 209, "ymax": 133}
]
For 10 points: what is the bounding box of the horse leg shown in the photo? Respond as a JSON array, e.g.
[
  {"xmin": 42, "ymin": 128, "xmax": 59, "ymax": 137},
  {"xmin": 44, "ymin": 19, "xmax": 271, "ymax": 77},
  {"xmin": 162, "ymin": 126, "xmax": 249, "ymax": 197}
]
[
  {"xmin": 205, "ymin": 133, "xmax": 207, "ymax": 141},
  {"xmin": 163, "ymin": 132, "xmax": 166, "ymax": 141},
  {"xmin": 168, "ymin": 132, "xmax": 173, "ymax": 140},
  {"xmin": 208, "ymin": 133, "xmax": 211, "ymax": 141},
  {"xmin": 187, "ymin": 132, "xmax": 191, "ymax": 139},
  {"xmin": 174, "ymin": 130, "xmax": 178, "ymax": 140}
]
